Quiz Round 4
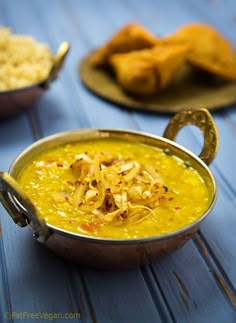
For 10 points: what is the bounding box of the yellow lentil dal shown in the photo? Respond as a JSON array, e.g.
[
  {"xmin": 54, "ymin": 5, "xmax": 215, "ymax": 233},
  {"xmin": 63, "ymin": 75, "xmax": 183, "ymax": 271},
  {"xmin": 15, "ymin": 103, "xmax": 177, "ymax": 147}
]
[{"xmin": 17, "ymin": 138, "xmax": 210, "ymax": 239}]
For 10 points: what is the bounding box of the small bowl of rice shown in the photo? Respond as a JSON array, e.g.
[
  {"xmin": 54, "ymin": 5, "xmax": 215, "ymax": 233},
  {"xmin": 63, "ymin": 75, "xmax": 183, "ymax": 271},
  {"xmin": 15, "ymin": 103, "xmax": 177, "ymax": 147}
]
[{"xmin": 0, "ymin": 27, "xmax": 69, "ymax": 119}]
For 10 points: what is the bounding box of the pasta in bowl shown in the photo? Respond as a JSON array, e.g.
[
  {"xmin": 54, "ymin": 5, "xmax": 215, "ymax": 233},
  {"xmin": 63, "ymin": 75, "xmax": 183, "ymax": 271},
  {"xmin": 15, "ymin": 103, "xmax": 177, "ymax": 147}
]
[{"xmin": 0, "ymin": 109, "xmax": 218, "ymax": 268}]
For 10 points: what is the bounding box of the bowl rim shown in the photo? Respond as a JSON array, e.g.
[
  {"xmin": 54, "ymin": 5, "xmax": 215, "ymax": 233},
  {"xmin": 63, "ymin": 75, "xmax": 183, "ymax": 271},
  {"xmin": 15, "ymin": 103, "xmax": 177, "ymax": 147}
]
[
  {"xmin": 0, "ymin": 78, "xmax": 47, "ymax": 95},
  {"xmin": 9, "ymin": 127, "xmax": 217, "ymax": 244}
]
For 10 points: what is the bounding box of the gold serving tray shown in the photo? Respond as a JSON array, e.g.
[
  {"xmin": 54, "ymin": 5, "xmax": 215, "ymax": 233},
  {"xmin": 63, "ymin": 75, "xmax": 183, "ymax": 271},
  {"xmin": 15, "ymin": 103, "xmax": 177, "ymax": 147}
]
[{"xmin": 79, "ymin": 51, "xmax": 236, "ymax": 113}]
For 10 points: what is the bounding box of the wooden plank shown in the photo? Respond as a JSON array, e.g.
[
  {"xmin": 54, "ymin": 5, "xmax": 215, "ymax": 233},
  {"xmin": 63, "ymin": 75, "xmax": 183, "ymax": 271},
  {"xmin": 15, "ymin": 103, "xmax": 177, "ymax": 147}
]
[
  {"xmin": 1, "ymin": 1, "xmax": 236, "ymax": 323},
  {"xmin": 28, "ymin": 1, "xmax": 174, "ymax": 322},
  {"xmin": 0, "ymin": 2, "xmax": 93, "ymax": 322},
  {"xmin": 32, "ymin": 0, "xmax": 137, "ymax": 133},
  {"xmin": 139, "ymin": 97, "xmax": 236, "ymax": 289},
  {"xmin": 0, "ymin": 1, "xmax": 175, "ymax": 322},
  {"xmin": 63, "ymin": 1, "xmax": 236, "ymax": 321},
  {"xmin": 132, "ymin": 113, "xmax": 236, "ymax": 319},
  {"xmin": 0, "ymin": 122, "xmax": 93, "ymax": 322},
  {"xmin": 77, "ymin": 267, "xmax": 169, "ymax": 323},
  {"xmin": 134, "ymin": 110, "xmax": 236, "ymax": 272},
  {"xmin": 0, "ymin": 216, "xmax": 13, "ymax": 323},
  {"xmin": 149, "ymin": 241, "xmax": 236, "ymax": 323},
  {"xmin": 181, "ymin": 0, "xmax": 236, "ymax": 43},
  {"xmin": 105, "ymin": 0, "xmax": 236, "ymax": 317},
  {"xmin": 226, "ymin": 106, "xmax": 236, "ymax": 127}
]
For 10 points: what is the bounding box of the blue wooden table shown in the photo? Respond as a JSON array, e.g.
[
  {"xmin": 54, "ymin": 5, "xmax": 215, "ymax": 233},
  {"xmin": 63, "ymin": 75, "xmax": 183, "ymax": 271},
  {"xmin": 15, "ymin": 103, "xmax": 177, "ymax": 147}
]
[{"xmin": 0, "ymin": 0, "xmax": 236, "ymax": 322}]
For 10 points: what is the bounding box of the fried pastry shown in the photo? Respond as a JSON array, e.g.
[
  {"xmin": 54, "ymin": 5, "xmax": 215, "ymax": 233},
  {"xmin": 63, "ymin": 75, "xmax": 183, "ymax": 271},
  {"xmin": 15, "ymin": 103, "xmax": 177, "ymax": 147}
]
[
  {"xmin": 109, "ymin": 43, "xmax": 189, "ymax": 96},
  {"xmin": 164, "ymin": 23, "xmax": 236, "ymax": 80},
  {"xmin": 91, "ymin": 23, "xmax": 158, "ymax": 67}
]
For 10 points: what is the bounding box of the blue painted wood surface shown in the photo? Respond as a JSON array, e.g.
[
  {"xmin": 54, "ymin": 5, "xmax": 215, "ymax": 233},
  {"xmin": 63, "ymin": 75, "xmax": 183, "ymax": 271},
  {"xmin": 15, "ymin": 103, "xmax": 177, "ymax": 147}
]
[{"xmin": 0, "ymin": 0, "xmax": 236, "ymax": 322}]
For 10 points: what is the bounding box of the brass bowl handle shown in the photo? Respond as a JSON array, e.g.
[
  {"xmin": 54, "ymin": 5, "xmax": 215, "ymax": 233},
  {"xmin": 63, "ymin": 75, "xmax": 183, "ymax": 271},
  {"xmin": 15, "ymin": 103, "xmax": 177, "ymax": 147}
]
[
  {"xmin": 41, "ymin": 41, "xmax": 70, "ymax": 89},
  {"xmin": 0, "ymin": 172, "xmax": 50, "ymax": 242},
  {"xmin": 163, "ymin": 108, "xmax": 219, "ymax": 165}
]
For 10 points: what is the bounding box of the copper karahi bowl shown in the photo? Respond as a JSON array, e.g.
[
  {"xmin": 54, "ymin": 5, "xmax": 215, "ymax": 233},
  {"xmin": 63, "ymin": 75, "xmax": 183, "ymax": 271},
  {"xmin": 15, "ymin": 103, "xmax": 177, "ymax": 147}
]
[
  {"xmin": 0, "ymin": 42, "xmax": 69, "ymax": 119},
  {"xmin": 0, "ymin": 109, "xmax": 218, "ymax": 269}
]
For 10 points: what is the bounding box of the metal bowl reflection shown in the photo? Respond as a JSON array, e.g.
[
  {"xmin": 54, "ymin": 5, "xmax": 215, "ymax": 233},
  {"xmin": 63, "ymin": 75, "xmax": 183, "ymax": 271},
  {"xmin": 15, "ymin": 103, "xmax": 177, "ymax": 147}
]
[{"xmin": 0, "ymin": 109, "xmax": 218, "ymax": 268}]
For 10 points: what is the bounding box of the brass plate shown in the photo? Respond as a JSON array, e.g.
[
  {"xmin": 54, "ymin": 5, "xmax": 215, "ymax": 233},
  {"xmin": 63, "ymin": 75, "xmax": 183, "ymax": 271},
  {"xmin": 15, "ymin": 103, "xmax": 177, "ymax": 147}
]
[{"xmin": 79, "ymin": 51, "xmax": 236, "ymax": 113}]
